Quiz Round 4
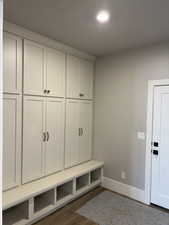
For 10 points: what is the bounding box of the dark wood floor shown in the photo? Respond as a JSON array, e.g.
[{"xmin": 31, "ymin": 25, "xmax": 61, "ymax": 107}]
[{"xmin": 34, "ymin": 187, "xmax": 104, "ymax": 225}]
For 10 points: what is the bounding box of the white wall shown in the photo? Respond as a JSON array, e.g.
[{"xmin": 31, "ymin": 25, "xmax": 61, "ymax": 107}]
[
  {"xmin": 94, "ymin": 43, "xmax": 169, "ymax": 190},
  {"xmin": 0, "ymin": 0, "xmax": 3, "ymax": 223}
]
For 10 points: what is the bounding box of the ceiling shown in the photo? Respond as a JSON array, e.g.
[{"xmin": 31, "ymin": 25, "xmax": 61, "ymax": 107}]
[{"xmin": 4, "ymin": 0, "xmax": 169, "ymax": 56}]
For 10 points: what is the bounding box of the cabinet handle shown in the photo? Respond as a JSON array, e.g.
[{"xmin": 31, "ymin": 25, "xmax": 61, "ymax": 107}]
[
  {"xmin": 44, "ymin": 89, "xmax": 47, "ymax": 94},
  {"xmin": 81, "ymin": 128, "xmax": 83, "ymax": 136},
  {"xmin": 78, "ymin": 128, "xmax": 81, "ymax": 136},
  {"xmin": 47, "ymin": 90, "xmax": 50, "ymax": 94},
  {"xmin": 43, "ymin": 132, "xmax": 46, "ymax": 142},
  {"xmin": 79, "ymin": 93, "xmax": 84, "ymax": 97},
  {"xmin": 47, "ymin": 132, "xmax": 49, "ymax": 141}
]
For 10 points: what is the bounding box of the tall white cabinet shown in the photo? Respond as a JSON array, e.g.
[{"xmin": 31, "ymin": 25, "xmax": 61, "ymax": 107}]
[
  {"xmin": 3, "ymin": 30, "xmax": 94, "ymax": 189},
  {"xmin": 3, "ymin": 33, "xmax": 22, "ymax": 191},
  {"xmin": 3, "ymin": 94, "xmax": 21, "ymax": 190},
  {"xmin": 65, "ymin": 100, "xmax": 92, "ymax": 168},
  {"xmin": 22, "ymin": 96, "xmax": 65, "ymax": 184}
]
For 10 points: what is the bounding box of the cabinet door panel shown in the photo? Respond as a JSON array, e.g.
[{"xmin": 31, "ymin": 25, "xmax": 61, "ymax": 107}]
[
  {"xmin": 65, "ymin": 100, "xmax": 79, "ymax": 168},
  {"xmin": 22, "ymin": 96, "xmax": 45, "ymax": 184},
  {"xmin": 24, "ymin": 40, "xmax": 45, "ymax": 96},
  {"xmin": 80, "ymin": 59, "xmax": 93, "ymax": 99},
  {"xmin": 3, "ymin": 33, "xmax": 22, "ymax": 94},
  {"xmin": 46, "ymin": 49, "xmax": 65, "ymax": 97},
  {"xmin": 45, "ymin": 98, "xmax": 65, "ymax": 175},
  {"xmin": 3, "ymin": 94, "xmax": 21, "ymax": 190},
  {"xmin": 79, "ymin": 101, "xmax": 92, "ymax": 163},
  {"xmin": 66, "ymin": 55, "xmax": 80, "ymax": 98}
]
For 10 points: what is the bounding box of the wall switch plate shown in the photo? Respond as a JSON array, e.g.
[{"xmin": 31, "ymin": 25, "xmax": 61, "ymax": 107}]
[
  {"xmin": 137, "ymin": 132, "xmax": 145, "ymax": 140},
  {"xmin": 121, "ymin": 171, "xmax": 126, "ymax": 179}
]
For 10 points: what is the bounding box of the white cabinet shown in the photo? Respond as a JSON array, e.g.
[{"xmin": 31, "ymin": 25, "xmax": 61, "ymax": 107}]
[
  {"xmin": 79, "ymin": 101, "xmax": 92, "ymax": 163},
  {"xmin": 46, "ymin": 48, "xmax": 65, "ymax": 97},
  {"xmin": 66, "ymin": 55, "xmax": 93, "ymax": 99},
  {"xmin": 65, "ymin": 100, "xmax": 80, "ymax": 168},
  {"xmin": 3, "ymin": 94, "xmax": 21, "ymax": 190},
  {"xmin": 45, "ymin": 98, "xmax": 65, "ymax": 175},
  {"xmin": 24, "ymin": 40, "xmax": 46, "ymax": 96},
  {"xmin": 3, "ymin": 33, "xmax": 22, "ymax": 94},
  {"xmin": 22, "ymin": 96, "xmax": 65, "ymax": 183},
  {"xmin": 22, "ymin": 96, "xmax": 46, "ymax": 184},
  {"xmin": 24, "ymin": 40, "xmax": 65, "ymax": 97},
  {"xmin": 65, "ymin": 100, "xmax": 92, "ymax": 168}
]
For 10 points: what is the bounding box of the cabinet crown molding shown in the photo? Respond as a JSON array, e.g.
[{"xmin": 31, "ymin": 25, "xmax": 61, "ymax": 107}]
[{"xmin": 4, "ymin": 21, "xmax": 96, "ymax": 61}]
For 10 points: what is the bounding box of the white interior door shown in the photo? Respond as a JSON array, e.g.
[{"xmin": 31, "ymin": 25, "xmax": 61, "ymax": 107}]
[
  {"xmin": 65, "ymin": 100, "xmax": 80, "ymax": 168},
  {"xmin": 151, "ymin": 86, "xmax": 169, "ymax": 209},
  {"xmin": 45, "ymin": 98, "xmax": 65, "ymax": 175},
  {"xmin": 24, "ymin": 40, "xmax": 45, "ymax": 96},
  {"xmin": 3, "ymin": 33, "xmax": 22, "ymax": 94},
  {"xmin": 22, "ymin": 96, "xmax": 45, "ymax": 184},
  {"xmin": 79, "ymin": 59, "xmax": 93, "ymax": 100},
  {"xmin": 46, "ymin": 48, "xmax": 65, "ymax": 97},
  {"xmin": 3, "ymin": 94, "xmax": 21, "ymax": 190},
  {"xmin": 79, "ymin": 101, "xmax": 92, "ymax": 163}
]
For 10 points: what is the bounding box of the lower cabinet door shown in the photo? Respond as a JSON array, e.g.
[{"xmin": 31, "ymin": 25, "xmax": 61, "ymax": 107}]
[
  {"xmin": 45, "ymin": 98, "xmax": 65, "ymax": 175},
  {"xmin": 79, "ymin": 101, "xmax": 92, "ymax": 163},
  {"xmin": 22, "ymin": 96, "xmax": 45, "ymax": 184},
  {"xmin": 65, "ymin": 100, "xmax": 80, "ymax": 168},
  {"xmin": 3, "ymin": 94, "xmax": 21, "ymax": 191}
]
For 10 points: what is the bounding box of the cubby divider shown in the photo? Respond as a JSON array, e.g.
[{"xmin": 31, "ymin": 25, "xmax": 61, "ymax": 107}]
[
  {"xmin": 3, "ymin": 201, "xmax": 29, "ymax": 225},
  {"xmin": 76, "ymin": 173, "xmax": 89, "ymax": 192}
]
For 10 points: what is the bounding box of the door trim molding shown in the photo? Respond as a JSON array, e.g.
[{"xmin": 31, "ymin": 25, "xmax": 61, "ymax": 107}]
[{"xmin": 145, "ymin": 79, "xmax": 169, "ymax": 204}]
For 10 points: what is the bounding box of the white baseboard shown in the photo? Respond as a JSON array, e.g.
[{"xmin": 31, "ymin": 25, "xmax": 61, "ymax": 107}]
[{"xmin": 102, "ymin": 177, "xmax": 145, "ymax": 203}]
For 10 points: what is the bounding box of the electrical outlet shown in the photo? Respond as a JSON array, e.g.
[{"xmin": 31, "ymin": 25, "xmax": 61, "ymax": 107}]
[{"xmin": 121, "ymin": 171, "xmax": 126, "ymax": 180}]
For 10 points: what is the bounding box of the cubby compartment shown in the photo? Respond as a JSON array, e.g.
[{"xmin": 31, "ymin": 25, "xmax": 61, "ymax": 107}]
[
  {"xmin": 90, "ymin": 168, "xmax": 102, "ymax": 184},
  {"xmin": 57, "ymin": 180, "xmax": 73, "ymax": 201},
  {"xmin": 76, "ymin": 173, "xmax": 89, "ymax": 191},
  {"xmin": 3, "ymin": 201, "xmax": 29, "ymax": 225},
  {"xmin": 34, "ymin": 189, "xmax": 55, "ymax": 214}
]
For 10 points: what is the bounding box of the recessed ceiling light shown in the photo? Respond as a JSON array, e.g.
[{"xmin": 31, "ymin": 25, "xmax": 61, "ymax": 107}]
[{"xmin": 96, "ymin": 10, "xmax": 110, "ymax": 23}]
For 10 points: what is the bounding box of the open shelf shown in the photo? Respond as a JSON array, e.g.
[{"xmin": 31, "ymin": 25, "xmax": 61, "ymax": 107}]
[
  {"xmin": 90, "ymin": 168, "xmax": 102, "ymax": 184},
  {"xmin": 76, "ymin": 173, "xmax": 89, "ymax": 191},
  {"xmin": 34, "ymin": 189, "xmax": 55, "ymax": 214},
  {"xmin": 57, "ymin": 180, "xmax": 73, "ymax": 201},
  {"xmin": 3, "ymin": 201, "xmax": 29, "ymax": 225}
]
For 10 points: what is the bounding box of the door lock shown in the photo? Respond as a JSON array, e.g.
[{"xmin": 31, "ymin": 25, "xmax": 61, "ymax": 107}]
[{"xmin": 153, "ymin": 150, "xmax": 158, "ymax": 155}]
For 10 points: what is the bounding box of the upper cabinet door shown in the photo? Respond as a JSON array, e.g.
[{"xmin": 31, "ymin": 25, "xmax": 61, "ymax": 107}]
[
  {"xmin": 80, "ymin": 59, "xmax": 93, "ymax": 99},
  {"xmin": 3, "ymin": 33, "xmax": 22, "ymax": 94},
  {"xmin": 24, "ymin": 40, "xmax": 46, "ymax": 96},
  {"xmin": 66, "ymin": 55, "xmax": 94, "ymax": 99},
  {"xmin": 3, "ymin": 94, "xmax": 21, "ymax": 191},
  {"xmin": 65, "ymin": 100, "xmax": 80, "ymax": 168},
  {"xmin": 46, "ymin": 49, "xmax": 65, "ymax": 97},
  {"xmin": 79, "ymin": 101, "xmax": 93, "ymax": 163},
  {"xmin": 22, "ymin": 96, "xmax": 45, "ymax": 184},
  {"xmin": 45, "ymin": 98, "xmax": 65, "ymax": 175},
  {"xmin": 66, "ymin": 55, "xmax": 80, "ymax": 99}
]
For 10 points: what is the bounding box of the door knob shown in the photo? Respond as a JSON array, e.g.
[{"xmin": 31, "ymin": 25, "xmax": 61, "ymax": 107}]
[{"xmin": 153, "ymin": 150, "xmax": 158, "ymax": 155}]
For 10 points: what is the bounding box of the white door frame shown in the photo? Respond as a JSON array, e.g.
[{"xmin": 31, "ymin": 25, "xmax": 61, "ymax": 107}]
[
  {"xmin": 145, "ymin": 79, "xmax": 169, "ymax": 205},
  {"xmin": 0, "ymin": 0, "xmax": 3, "ymax": 223}
]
